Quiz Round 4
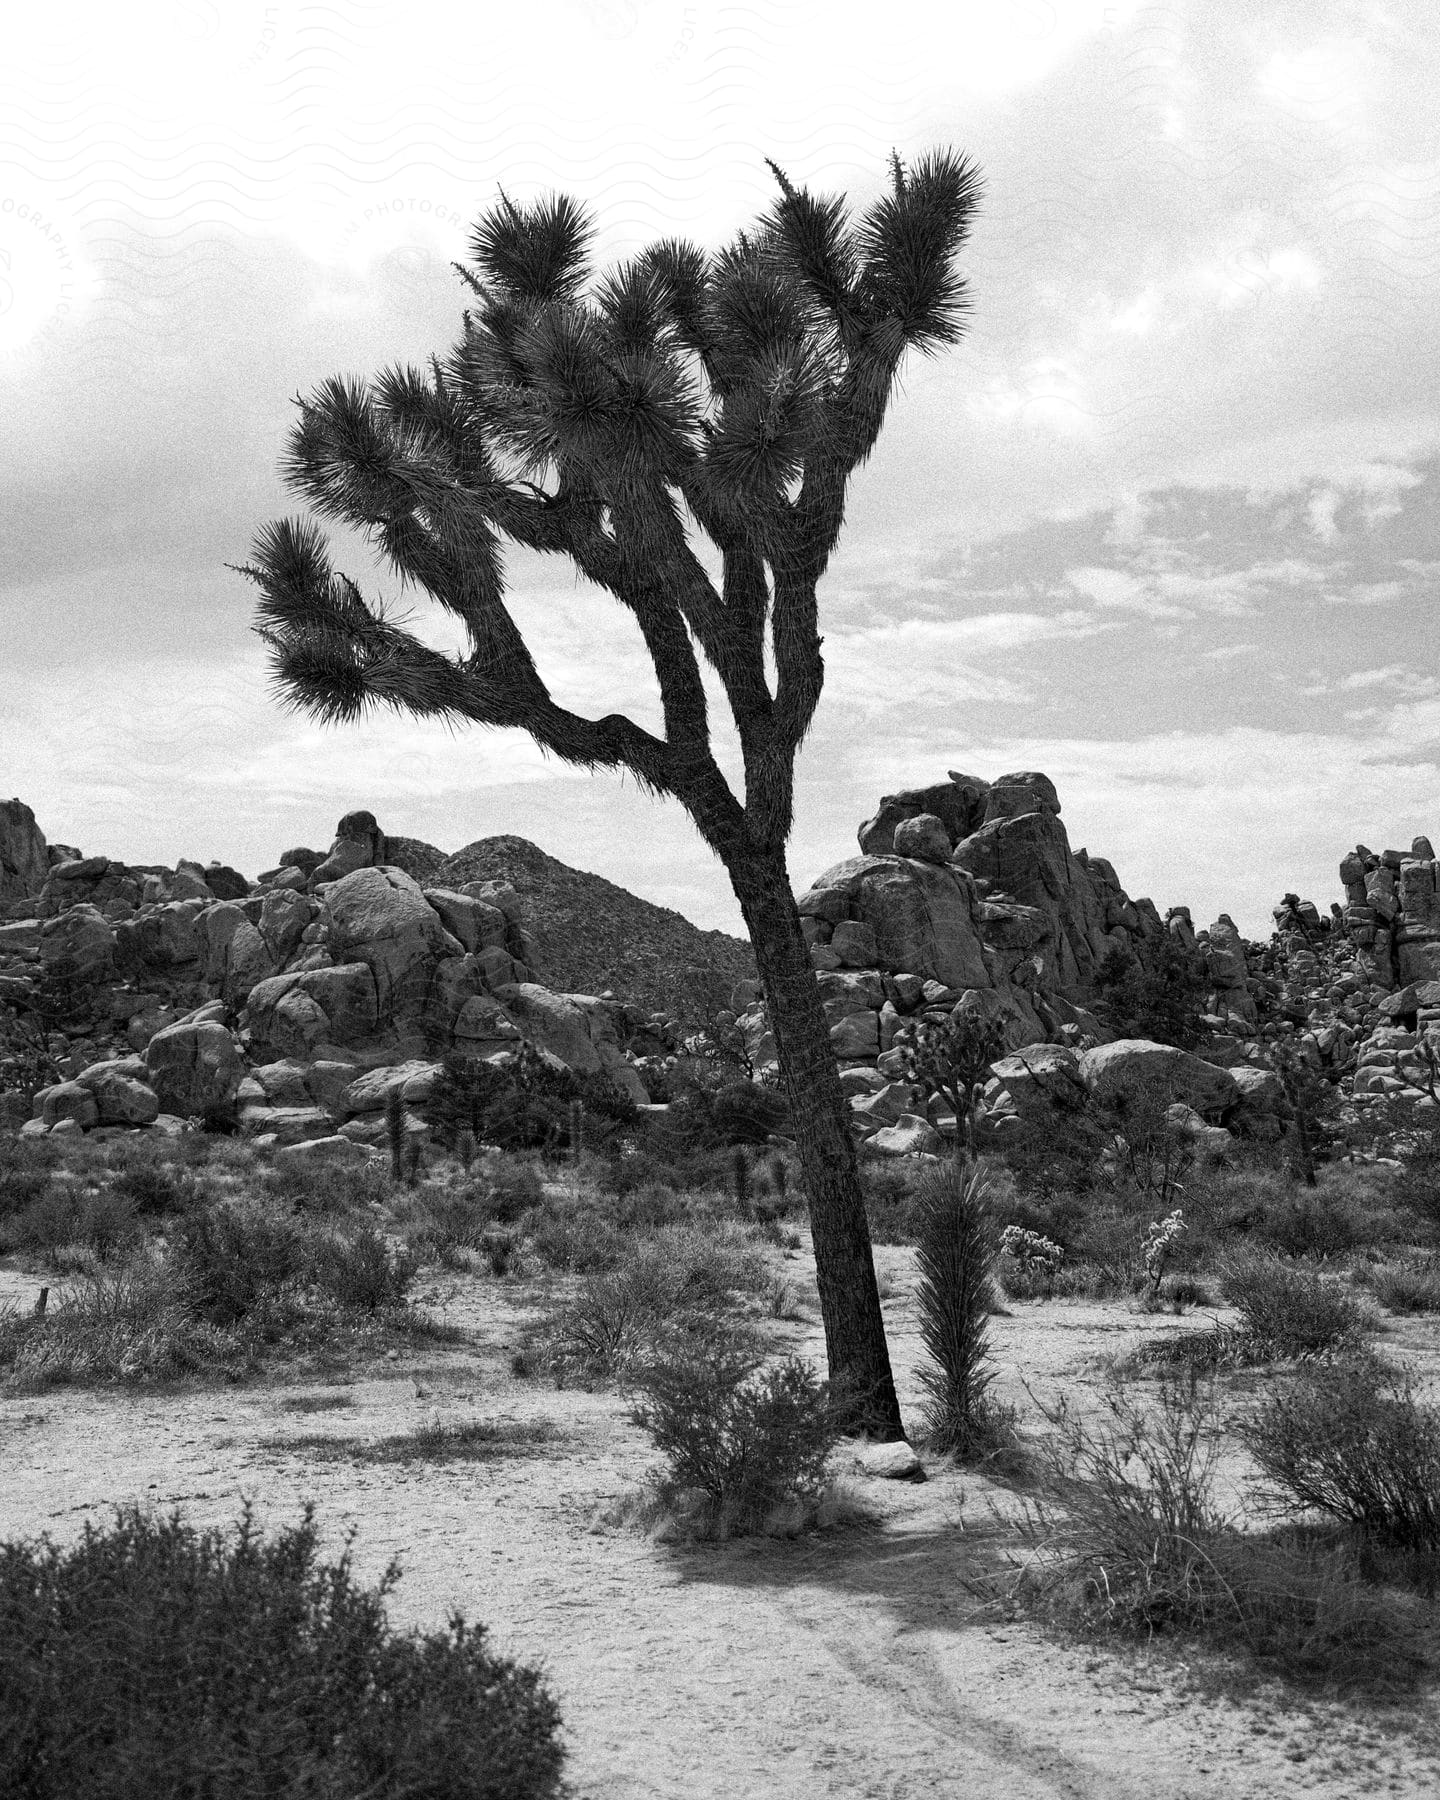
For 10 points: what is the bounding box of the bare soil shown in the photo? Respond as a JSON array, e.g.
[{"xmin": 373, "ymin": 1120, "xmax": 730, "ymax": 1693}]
[{"xmin": 3, "ymin": 1238, "xmax": 1439, "ymax": 1799}]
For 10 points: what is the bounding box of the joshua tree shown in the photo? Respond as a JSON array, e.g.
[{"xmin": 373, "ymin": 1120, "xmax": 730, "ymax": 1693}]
[{"xmin": 241, "ymin": 152, "xmax": 982, "ymax": 1437}]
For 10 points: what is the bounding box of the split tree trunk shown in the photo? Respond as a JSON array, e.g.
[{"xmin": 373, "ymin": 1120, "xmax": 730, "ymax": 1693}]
[{"xmin": 725, "ymin": 842, "xmax": 905, "ymax": 1441}]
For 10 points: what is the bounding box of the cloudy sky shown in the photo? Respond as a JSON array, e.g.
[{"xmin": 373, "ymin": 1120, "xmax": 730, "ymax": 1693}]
[{"xmin": 2, "ymin": 0, "xmax": 1437, "ymax": 940}]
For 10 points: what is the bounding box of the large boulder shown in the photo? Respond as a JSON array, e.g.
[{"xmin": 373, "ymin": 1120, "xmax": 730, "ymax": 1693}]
[
  {"xmin": 951, "ymin": 806, "xmax": 1113, "ymax": 989},
  {"xmin": 830, "ymin": 1011, "xmax": 880, "ymax": 1059},
  {"xmin": 238, "ymin": 1103, "xmax": 338, "ymax": 1145},
  {"xmin": 423, "ymin": 888, "xmax": 509, "ymax": 955},
  {"xmin": 982, "ymin": 771, "xmax": 1061, "ymax": 822},
  {"xmin": 324, "ymin": 867, "xmax": 459, "ymax": 1020},
  {"xmin": 891, "ymin": 814, "xmax": 952, "ymax": 864},
  {"xmin": 339, "ymin": 1059, "xmax": 444, "ymax": 1117},
  {"xmin": 0, "ymin": 799, "xmax": 49, "ymax": 901},
  {"xmin": 90, "ymin": 1073, "xmax": 161, "ymax": 1126},
  {"xmin": 258, "ymin": 886, "xmax": 312, "ymax": 964},
  {"xmin": 243, "ymin": 976, "xmax": 330, "ymax": 1060},
  {"xmin": 295, "ymin": 963, "xmax": 378, "ymax": 1043},
  {"xmin": 35, "ymin": 1082, "xmax": 99, "ymax": 1129},
  {"xmin": 984, "ymin": 1042, "xmax": 1087, "ymax": 1123},
  {"xmin": 493, "ymin": 983, "xmax": 602, "ymax": 1074},
  {"xmin": 310, "ymin": 810, "xmax": 387, "ymax": 888},
  {"xmin": 857, "ymin": 778, "xmax": 988, "ymax": 856},
  {"xmin": 798, "ymin": 855, "xmax": 989, "ymax": 991},
  {"xmin": 144, "ymin": 1018, "xmax": 245, "ymax": 1119},
  {"xmin": 869, "ymin": 1114, "xmax": 943, "ymax": 1156},
  {"xmin": 39, "ymin": 904, "xmax": 115, "ymax": 980},
  {"xmin": 1078, "ymin": 1039, "xmax": 1239, "ymax": 1121}
]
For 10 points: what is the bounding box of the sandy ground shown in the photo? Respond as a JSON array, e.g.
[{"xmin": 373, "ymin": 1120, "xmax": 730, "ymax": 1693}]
[{"xmin": 3, "ymin": 1240, "xmax": 1440, "ymax": 1799}]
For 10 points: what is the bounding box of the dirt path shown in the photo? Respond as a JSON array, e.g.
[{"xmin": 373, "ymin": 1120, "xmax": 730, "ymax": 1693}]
[{"xmin": 3, "ymin": 1249, "xmax": 1438, "ymax": 1798}]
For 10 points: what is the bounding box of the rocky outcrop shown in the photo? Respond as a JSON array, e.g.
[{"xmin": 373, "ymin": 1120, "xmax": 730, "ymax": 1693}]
[
  {"xmin": 432, "ymin": 835, "xmax": 754, "ymax": 1024},
  {"xmin": 782, "ymin": 770, "xmax": 1173, "ymax": 1108},
  {"xmin": 1336, "ymin": 839, "xmax": 1440, "ymax": 988},
  {"xmin": 0, "ymin": 800, "xmax": 49, "ymax": 902}
]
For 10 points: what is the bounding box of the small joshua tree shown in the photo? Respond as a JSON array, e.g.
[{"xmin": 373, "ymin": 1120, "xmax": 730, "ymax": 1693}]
[{"xmin": 901, "ymin": 1004, "xmax": 1008, "ymax": 1162}]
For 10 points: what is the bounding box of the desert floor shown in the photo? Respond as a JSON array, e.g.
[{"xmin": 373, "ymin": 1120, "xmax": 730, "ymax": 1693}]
[{"xmin": 3, "ymin": 1236, "xmax": 1439, "ymax": 1800}]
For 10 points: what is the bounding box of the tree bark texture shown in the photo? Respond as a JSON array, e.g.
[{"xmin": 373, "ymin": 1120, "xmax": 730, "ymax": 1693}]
[{"xmin": 726, "ymin": 842, "xmax": 905, "ymax": 1441}]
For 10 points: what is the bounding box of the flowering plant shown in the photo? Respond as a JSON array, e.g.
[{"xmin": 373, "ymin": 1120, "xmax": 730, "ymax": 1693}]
[
  {"xmin": 999, "ymin": 1225, "xmax": 1063, "ymax": 1272},
  {"xmin": 1142, "ymin": 1209, "xmax": 1186, "ymax": 1292}
]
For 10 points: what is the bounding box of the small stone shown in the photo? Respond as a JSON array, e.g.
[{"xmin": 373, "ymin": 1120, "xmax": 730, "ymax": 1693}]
[{"xmin": 855, "ymin": 1440, "xmax": 925, "ymax": 1481}]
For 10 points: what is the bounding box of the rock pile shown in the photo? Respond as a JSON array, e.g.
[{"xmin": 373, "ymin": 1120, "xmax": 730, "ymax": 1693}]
[
  {"xmin": 0, "ymin": 803, "xmax": 669, "ymax": 1148},
  {"xmin": 5, "ymin": 776, "xmax": 1437, "ymax": 1168}
]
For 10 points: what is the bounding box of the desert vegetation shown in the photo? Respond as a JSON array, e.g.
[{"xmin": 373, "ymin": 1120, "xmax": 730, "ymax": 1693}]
[{"xmin": 3, "ymin": 1066, "xmax": 1437, "ymax": 1715}]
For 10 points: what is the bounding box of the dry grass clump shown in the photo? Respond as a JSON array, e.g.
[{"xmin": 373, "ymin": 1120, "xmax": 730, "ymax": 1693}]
[
  {"xmin": 1005, "ymin": 1372, "xmax": 1435, "ymax": 1694},
  {"xmin": 0, "ymin": 1200, "xmax": 454, "ymax": 1392},
  {"xmin": 539, "ymin": 1222, "xmax": 769, "ymax": 1383},
  {"xmin": 272, "ymin": 1415, "xmax": 563, "ymax": 1465},
  {"xmin": 1358, "ymin": 1258, "xmax": 1440, "ymax": 1316}
]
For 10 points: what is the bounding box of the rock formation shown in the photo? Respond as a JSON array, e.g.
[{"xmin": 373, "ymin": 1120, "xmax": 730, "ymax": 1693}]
[
  {"xmin": 0, "ymin": 809, "xmax": 698, "ymax": 1147},
  {"xmin": 4, "ymin": 782, "xmax": 1437, "ymax": 1170}
]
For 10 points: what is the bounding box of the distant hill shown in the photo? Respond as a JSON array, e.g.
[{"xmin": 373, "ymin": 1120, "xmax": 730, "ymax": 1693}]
[{"xmin": 433, "ymin": 835, "xmax": 755, "ymax": 1023}]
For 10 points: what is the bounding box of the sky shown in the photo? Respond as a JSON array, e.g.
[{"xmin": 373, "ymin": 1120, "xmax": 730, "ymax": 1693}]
[{"xmin": 2, "ymin": 0, "xmax": 1438, "ymax": 941}]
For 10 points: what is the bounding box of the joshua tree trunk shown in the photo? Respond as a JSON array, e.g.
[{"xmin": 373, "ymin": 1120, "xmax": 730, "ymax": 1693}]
[{"xmin": 725, "ymin": 842, "xmax": 904, "ymax": 1441}]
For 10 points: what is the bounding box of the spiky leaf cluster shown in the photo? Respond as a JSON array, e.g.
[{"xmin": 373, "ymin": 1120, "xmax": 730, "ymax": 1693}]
[{"xmin": 241, "ymin": 153, "xmax": 981, "ymax": 858}]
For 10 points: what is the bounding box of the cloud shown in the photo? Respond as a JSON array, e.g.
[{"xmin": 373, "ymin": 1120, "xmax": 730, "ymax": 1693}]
[{"xmin": 1066, "ymin": 566, "xmax": 1192, "ymax": 619}]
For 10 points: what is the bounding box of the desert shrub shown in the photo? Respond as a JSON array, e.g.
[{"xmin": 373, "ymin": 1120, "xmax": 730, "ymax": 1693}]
[
  {"xmin": 631, "ymin": 1339, "xmax": 844, "ymax": 1537},
  {"xmin": 1158, "ymin": 1272, "xmax": 1214, "ymax": 1311},
  {"xmin": 426, "ymin": 1043, "xmax": 640, "ymax": 1156},
  {"xmin": 1013, "ymin": 1373, "xmax": 1430, "ymax": 1691},
  {"xmin": 1367, "ymin": 1261, "xmax": 1440, "ymax": 1315},
  {"xmin": 1069, "ymin": 1209, "xmax": 1149, "ymax": 1295},
  {"xmin": 986, "ymin": 1179, "xmax": 1089, "ymax": 1254},
  {"xmin": 998, "ymin": 1223, "xmax": 1065, "ymax": 1301},
  {"xmin": 173, "ymin": 1205, "xmax": 310, "ymax": 1326},
  {"xmin": 644, "ymin": 1086, "xmax": 727, "ymax": 1158},
  {"xmin": 605, "ymin": 1180, "xmax": 694, "ymax": 1231},
  {"xmin": 912, "ymin": 1162, "xmax": 1010, "ymax": 1457},
  {"xmin": 593, "ymin": 1145, "xmax": 682, "ymax": 1199},
  {"xmin": 312, "ymin": 1226, "xmax": 418, "ymax": 1313},
  {"xmin": 411, "ymin": 1186, "xmax": 493, "ymax": 1254},
  {"xmin": 0, "ymin": 1182, "xmax": 140, "ymax": 1262},
  {"xmin": 710, "ymin": 1080, "xmax": 789, "ymax": 1145},
  {"xmin": 542, "ymin": 1224, "xmax": 766, "ymax": 1380},
  {"xmin": 264, "ymin": 1156, "xmax": 392, "ymax": 1216},
  {"xmin": 486, "ymin": 1160, "xmax": 546, "ymax": 1223},
  {"xmin": 1257, "ymin": 1192, "xmax": 1361, "ymax": 1260},
  {"xmin": 522, "ymin": 1195, "xmax": 627, "ymax": 1273},
  {"xmin": 110, "ymin": 1162, "xmax": 191, "ymax": 1216},
  {"xmin": 0, "ymin": 1503, "xmax": 567, "ymax": 1799},
  {"xmin": 1238, "ymin": 1358, "xmax": 1440, "ymax": 1552},
  {"xmin": 0, "ymin": 1163, "xmax": 53, "ymax": 1221},
  {"xmin": 1221, "ymin": 1253, "xmax": 1371, "ymax": 1360},
  {"xmin": 1391, "ymin": 1130, "xmax": 1440, "ymax": 1227},
  {"xmin": 860, "ymin": 1159, "xmax": 925, "ymax": 1244}
]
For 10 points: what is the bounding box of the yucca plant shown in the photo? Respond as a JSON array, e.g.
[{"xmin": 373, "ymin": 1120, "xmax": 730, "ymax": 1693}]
[
  {"xmin": 912, "ymin": 1160, "xmax": 1006, "ymax": 1457},
  {"xmin": 240, "ymin": 152, "xmax": 982, "ymax": 1436}
]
